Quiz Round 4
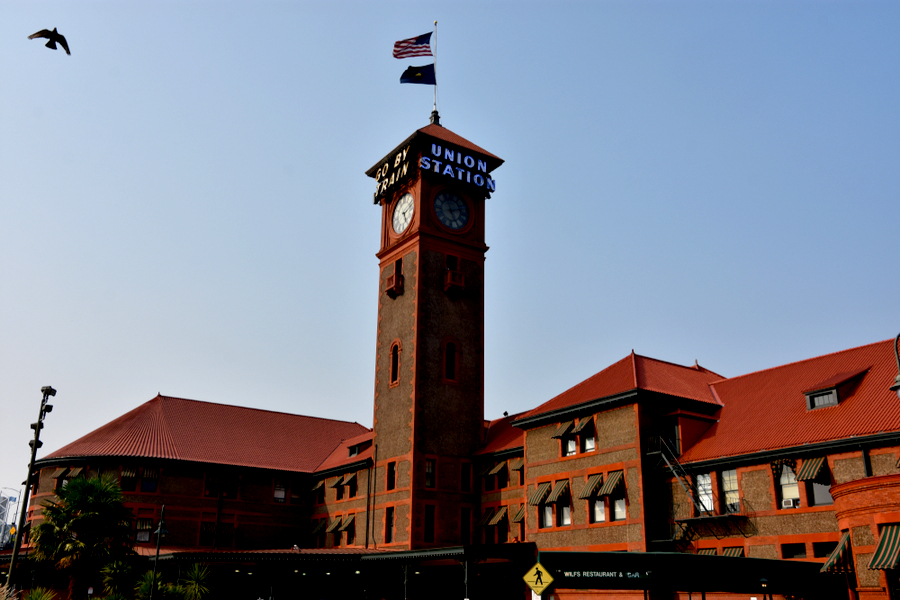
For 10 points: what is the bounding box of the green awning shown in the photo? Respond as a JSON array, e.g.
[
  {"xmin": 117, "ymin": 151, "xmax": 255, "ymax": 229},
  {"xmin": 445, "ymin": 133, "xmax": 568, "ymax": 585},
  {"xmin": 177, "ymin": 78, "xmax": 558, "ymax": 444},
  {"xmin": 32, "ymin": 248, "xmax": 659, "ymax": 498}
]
[
  {"xmin": 339, "ymin": 514, "xmax": 355, "ymax": 531},
  {"xmin": 598, "ymin": 471, "xmax": 624, "ymax": 497},
  {"xmin": 50, "ymin": 467, "xmax": 69, "ymax": 479},
  {"xmin": 489, "ymin": 461, "xmax": 507, "ymax": 475},
  {"xmin": 722, "ymin": 547, "xmax": 745, "ymax": 558},
  {"xmin": 795, "ymin": 457, "xmax": 826, "ymax": 481},
  {"xmin": 67, "ymin": 467, "xmax": 84, "ymax": 478},
  {"xmin": 697, "ymin": 548, "xmax": 717, "ymax": 555},
  {"xmin": 578, "ymin": 473, "xmax": 604, "ymax": 499},
  {"xmin": 121, "ymin": 467, "xmax": 138, "ymax": 478},
  {"xmin": 310, "ymin": 480, "xmax": 324, "ymax": 491},
  {"xmin": 341, "ymin": 473, "xmax": 357, "ymax": 485},
  {"xmin": 477, "ymin": 508, "xmax": 495, "ymax": 527},
  {"xmin": 572, "ymin": 417, "xmax": 593, "ymax": 433},
  {"xmin": 551, "ymin": 421, "xmax": 574, "ymax": 439},
  {"xmin": 310, "ymin": 520, "xmax": 326, "ymax": 534},
  {"xmin": 868, "ymin": 524, "xmax": 900, "ymax": 570},
  {"xmin": 511, "ymin": 504, "xmax": 526, "ymax": 523},
  {"xmin": 821, "ymin": 532, "xmax": 852, "ymax": 573},
  {"xmin": 529, "ymin": 482, "xmax": 552, "ymax": 506},
  {"xmin": 547, "ymin": 480, "xmax": 570, "ymax": 503},
  {"xmin": 325, "ymin": 517, "xmax": 342, "ymax": 533},
  {"xmin": 488, "ymin": 506, "xmax": 508, "ymax": 526},
  {"xmin": 509, "ymin": 457, "xmax": 524, "ymax": 471}
]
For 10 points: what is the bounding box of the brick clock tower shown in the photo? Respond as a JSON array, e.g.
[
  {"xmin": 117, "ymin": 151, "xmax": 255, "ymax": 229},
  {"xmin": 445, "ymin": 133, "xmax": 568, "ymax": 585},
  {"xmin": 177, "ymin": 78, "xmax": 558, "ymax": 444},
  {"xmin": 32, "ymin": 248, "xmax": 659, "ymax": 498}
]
[{"xmin": 366, "ymin": 113, "xmax": 503, "ymax": 549}]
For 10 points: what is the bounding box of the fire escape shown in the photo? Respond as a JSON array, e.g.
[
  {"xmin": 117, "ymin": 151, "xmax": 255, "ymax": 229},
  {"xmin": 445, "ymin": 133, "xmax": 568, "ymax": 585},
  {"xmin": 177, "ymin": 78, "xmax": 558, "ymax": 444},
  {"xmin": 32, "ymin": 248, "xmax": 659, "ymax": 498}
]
[{"xmin": 647, "ymin": 437, "xmax": 755, "ymax": 551}]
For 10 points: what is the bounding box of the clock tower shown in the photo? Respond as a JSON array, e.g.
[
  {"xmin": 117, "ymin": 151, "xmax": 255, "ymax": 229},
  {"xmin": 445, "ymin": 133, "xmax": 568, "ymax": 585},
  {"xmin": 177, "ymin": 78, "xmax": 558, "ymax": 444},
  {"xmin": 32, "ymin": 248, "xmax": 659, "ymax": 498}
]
[{"xmin": 366, "ymin": 113, "xmax": 503, "ymax": 549}]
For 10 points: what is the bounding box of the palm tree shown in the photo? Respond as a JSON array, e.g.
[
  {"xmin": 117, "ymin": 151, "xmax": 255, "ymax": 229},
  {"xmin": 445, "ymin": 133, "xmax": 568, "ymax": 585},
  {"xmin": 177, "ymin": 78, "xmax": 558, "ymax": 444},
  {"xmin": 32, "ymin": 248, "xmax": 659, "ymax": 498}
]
[
  {"xmin": 177, "ymin": 564, "xmax": 209, "ymax": 600},
  {"xmin": 30, "ymin": 474, "xmax": 134, "ymax": 600}
]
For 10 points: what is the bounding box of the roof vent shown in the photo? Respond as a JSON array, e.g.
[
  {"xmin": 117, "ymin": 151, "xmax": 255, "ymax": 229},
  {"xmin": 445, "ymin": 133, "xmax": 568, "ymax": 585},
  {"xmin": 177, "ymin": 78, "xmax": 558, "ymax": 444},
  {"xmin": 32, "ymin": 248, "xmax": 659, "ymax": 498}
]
[{"xmin": 430, "ymin": 110, "xmax": 441, "ymax": 126}]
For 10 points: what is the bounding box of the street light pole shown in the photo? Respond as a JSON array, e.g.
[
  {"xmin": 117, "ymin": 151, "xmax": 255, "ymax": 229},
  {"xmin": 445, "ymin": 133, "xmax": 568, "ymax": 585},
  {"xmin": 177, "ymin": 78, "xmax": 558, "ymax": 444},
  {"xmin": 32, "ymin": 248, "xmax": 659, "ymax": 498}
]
[
  {"xmin": 149, "ymin": 505, "xmax": 166, "ymax": 600},
  {"xmin": 6, "ymin": 386, "xmax": 56, "ymax": 592}
]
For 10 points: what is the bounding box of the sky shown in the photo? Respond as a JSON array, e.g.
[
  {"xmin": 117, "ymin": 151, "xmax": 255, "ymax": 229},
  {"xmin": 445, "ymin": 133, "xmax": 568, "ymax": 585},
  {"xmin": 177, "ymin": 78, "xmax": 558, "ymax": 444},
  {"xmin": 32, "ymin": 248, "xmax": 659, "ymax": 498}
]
[{"xmin": 1, "ymin": 0, "xmax": 899, "ymax": 512}]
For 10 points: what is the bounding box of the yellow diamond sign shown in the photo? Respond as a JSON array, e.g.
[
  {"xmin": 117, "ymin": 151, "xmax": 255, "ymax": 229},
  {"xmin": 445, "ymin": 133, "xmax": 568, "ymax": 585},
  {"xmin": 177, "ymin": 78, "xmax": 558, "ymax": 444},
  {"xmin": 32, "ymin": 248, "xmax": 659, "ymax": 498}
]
[{"xmin": 524, "ymin": 562, "xmax": 553, "ymax": 595}]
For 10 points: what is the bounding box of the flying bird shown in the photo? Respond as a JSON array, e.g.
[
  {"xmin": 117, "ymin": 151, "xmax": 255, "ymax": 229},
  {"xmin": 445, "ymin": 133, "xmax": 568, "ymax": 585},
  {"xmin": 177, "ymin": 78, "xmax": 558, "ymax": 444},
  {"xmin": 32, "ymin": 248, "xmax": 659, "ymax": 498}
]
[{"xmin": 28, "ymin": 28, "xmax": 70, "ymax": 55}]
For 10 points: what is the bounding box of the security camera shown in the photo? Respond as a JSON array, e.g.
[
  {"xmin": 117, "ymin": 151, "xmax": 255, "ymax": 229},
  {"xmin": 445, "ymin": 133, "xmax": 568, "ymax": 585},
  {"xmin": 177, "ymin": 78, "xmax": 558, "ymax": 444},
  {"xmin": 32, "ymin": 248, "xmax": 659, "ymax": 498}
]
[{"xmin": 41, "ymin": 386, "xmax": 56, "ymax": 397}]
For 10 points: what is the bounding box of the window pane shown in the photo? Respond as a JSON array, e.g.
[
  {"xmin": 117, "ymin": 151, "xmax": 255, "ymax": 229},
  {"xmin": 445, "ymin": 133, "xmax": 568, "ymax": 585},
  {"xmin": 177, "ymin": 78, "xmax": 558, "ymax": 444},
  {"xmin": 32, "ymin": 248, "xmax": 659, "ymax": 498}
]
[
  {"xmin": 592, "ymin": 498, "xmax": 606, "ymax": 523},
  {"xmin": 540, "ymin": 505, "xmax": 553, "ymax": 528},
  {"xmin": 557, "ymin": 504, "xmax": 571, "ymax": 526},
  {"xmin": 612, "ymin": 498, "xmax": 627, "ymax": 521},
  {"xmin": 721, "ymin": 469, "xmax": 739, "ymax": 512},
  {"xmin": 780, "ymin": 466, "xmax": 800, "ymax": 501},
  {"xmin": 810, "ymin": 481, "xmax": 833, "ymax": 506},
  {"xmin": 564, "ymin": 438, "xmax": 577, "ymax": 456},
  {"xmin": 696, "ymin": 473, "xmax": 713, "ymax": 513}
]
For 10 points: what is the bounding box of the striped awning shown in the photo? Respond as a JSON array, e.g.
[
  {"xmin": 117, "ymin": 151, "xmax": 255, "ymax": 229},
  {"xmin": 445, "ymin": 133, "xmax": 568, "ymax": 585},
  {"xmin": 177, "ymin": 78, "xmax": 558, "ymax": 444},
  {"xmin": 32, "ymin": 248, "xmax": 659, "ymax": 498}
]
[
  {"xmin": 326, "ymin": 517, "xmax": 342, "ymax": 533},
  {"xmin": 135, "ymin": 518, "xmax": 154, "ymax": 531},
  {"xmin": 142, "ymin": 468, "xmax": 158, "ymax": 480},
  {"xmin": 795, "ymin": 457, "xmax": 826, "ymax": 481},
  {"xmin": 821, "ymin": 532, "xmax": 852, "ymax": 573},
  {"xmin": 488, "ymin": 461, "xmax": 507, "ymax": 475},
  {"xmin": 477, "ymin": 508, "xmax": 495, "ymax": 527},
  {"xmin": 697, "ymin": 548, "xmax": 717, "ymax": 555},
  {"xmin": 509, "ymin": 457, "xmax": 524, "ymax": 471},
  {"xmin": 599, "ymin": 471, "xmax": 624, "ymax": 496},
  {"xmin": 546, "ymin": 480, "xmax": 570, "ymax": 503},
  {"xmin": 488, "ymin": 506, "xmax": 508, "ymax": 526},
  {"xmin": 578, "ymin": 473, "xmax": 604, "ymax": 499},
  {"xmin": 330, "ymin": 477, "xmax": 344, "ymax": 488},
  {"xmin": 529, "ymin": 482, "xmax": 552, "ymax": 506},
  {"xmin": 895, "ymin": 454, "xmax": 900, "ymax": 469},
  {"xmin": 339, "ymin": 514, "xmax": 355, "ymax": 531},
  {"xmin": 511, "ymin": 504, "xmax": 526, "ymax": 523},
  {"xmin": 50, "ymin": 467, "xmax": 69, "ymax": 479},
  {"xmin": 572, "ymin": 417, "xmax": 593, "ymax": 433},
  {"xmin": 868, "ymin": 524, "xmax": 900, "ymax": 570},
  {"xmin": 121, "ymin": 467, "xmax": 138, "ymax": 479},
  {"xmin": 310, "ymin": 480, "xmax": 324, "ymax": 492},
  {"xmin": 67, "ymin": 467, "xmax": 84, "ymax": 478},
  {"xmin": 722, "ymin": 547, "xmax": 745, "ymax": 558},
  {"xmin": 310, "ymin": 520, "xmax": 326, "ymax": 534},
  {"xmin": 551, "ymin": 421, "xmax": 574, "ymax": 439},
  {"xmin": 341, "ymin": 473, "xmax": 357, "ymax": 485}
]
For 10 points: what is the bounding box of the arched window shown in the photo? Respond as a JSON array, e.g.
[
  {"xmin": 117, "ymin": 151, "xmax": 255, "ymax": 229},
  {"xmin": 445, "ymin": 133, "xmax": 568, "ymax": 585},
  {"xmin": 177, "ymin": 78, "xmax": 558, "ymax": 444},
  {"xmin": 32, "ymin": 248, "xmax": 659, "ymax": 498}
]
[{"xmin": 390, "ymin": 342, "xmax": 401, "ymax": 386}]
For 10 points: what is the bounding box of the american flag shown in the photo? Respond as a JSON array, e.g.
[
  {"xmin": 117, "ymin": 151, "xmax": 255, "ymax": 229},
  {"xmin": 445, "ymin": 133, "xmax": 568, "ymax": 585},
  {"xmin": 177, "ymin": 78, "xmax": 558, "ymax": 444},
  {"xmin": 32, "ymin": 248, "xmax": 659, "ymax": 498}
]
[{"xmin": 393, "ymin": 33, "xmax": 433, "ymax": 59}]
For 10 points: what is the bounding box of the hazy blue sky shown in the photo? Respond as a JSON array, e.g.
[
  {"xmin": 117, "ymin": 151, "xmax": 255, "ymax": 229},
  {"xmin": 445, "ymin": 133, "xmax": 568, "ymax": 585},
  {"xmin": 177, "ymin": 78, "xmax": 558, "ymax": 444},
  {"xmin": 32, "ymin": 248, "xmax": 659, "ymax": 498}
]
[{"xmin": 2, "ymin": 1, "xmax": 898, "ymax": 501}]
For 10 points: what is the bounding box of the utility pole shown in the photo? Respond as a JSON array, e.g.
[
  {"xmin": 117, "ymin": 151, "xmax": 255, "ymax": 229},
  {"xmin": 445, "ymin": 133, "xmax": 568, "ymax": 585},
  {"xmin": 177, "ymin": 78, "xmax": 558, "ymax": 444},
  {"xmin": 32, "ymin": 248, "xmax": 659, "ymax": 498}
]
[{"xmin": 7, "ymin": 386, "xmax": 56, "ymax": 592}]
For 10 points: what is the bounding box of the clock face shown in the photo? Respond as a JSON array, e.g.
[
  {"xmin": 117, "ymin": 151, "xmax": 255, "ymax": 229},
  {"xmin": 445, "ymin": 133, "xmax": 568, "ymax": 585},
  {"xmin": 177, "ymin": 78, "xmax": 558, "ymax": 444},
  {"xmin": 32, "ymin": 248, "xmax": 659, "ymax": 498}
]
[
  {"xmin": 434, "ymin": 192, "xmax": 469, "ymax": 230},
  {"xmin": 392, "ymin": 193, "xmax": 414, "ymax": 234}
]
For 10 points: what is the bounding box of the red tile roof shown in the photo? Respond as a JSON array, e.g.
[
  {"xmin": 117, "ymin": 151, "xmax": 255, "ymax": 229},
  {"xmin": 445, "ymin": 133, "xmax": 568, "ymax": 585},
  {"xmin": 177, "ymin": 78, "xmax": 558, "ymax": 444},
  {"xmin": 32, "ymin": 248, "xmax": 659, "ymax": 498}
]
[
  {"xmin": 518, "ymin": 353, "xmax": 723, "ymax": 421},
  {"xmin": 44, "ymin": 395, "xmax": 370, "ymax": 473},
  {"xmin": 314, "ymin": 431, "xmax": 374, "ymax": 473},
  {"xmin": 680, "ymin": 339, "xmax": 900, "ymax": 463},
  {"xmin": 476, "ymin": 413, "xmax": 526, "ymax": 455},
  {"xmin": 366, "ymin": 123, "xmax": 503, "ymax": 177}
]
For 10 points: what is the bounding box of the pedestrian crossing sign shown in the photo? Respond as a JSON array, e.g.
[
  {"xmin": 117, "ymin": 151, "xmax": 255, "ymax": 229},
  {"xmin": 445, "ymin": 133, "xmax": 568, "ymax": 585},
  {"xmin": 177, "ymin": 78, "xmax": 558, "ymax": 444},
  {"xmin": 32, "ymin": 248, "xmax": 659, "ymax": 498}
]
[{"xmin": 524, "ymin": 562, "xmax": 553, "ymax": 595}]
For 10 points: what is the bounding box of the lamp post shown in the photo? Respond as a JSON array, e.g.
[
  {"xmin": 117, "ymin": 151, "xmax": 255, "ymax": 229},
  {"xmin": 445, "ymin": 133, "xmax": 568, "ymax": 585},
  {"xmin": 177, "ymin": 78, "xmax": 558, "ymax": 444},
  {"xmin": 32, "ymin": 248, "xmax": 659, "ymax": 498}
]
[
  {"xmin": 890, "ymin": 332, "xmax": 900, "ymax": 399},
  {"xmin": 6, "ymin": 386, "xmax": 56, "ymax": 592},
  {"xmin": 149, "ymin": 505, "xmax": 166, "ymax": 600}
]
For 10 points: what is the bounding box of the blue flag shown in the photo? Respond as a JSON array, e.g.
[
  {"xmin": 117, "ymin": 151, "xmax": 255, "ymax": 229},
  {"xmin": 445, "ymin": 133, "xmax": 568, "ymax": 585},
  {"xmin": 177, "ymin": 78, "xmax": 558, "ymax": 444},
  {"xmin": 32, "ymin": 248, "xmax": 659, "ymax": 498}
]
[{"xmin": 400, "ymin": 64, "xmax": 436, "ymax": 85}]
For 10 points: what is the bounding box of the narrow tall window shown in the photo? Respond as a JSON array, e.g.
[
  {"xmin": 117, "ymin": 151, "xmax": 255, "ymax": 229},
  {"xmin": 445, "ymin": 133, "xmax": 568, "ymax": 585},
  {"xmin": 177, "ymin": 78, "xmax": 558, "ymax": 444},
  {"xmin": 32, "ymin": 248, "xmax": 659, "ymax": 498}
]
[
  {"xmin": 387, "ymin": 461, "xmax": 396, "ymax": 491},
  {"xmin": 273, "ymin": 480, "xmax": 286, "ymax": 503},
  {"xmin": 779, "ymin": 465, "xmax": 800, "ymax": 508},
  {"xmin": 390, "ymin": 343, "xmax": 401, "ymax": 386},
  {"xmin": 721, "ymin": 469, "xmax": 739, "ymax": 513},
  {"xmin": 444, "ymin": 342, "xmax": 457, "ymax": 381},
  {"xmin": 425, "ymin": 459, "xmax": 436, "ymax": 488},
  {"xmin": 460, "ymin": 463, "xmax": 472, "ymax": 492},
  {"xmin": 696, "ymin": 473, "xmax": 713, "ymax": 514},
  {"xmin": 385, "ymin": 506, "xmax": 394, "ymax": 543}
]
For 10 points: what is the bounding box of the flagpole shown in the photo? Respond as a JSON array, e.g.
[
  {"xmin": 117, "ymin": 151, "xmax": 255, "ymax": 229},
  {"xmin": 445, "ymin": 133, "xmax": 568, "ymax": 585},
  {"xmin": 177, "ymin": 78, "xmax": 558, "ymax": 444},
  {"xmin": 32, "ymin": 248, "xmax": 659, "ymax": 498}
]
[{"xmin": 433, "ymin": 20, "xmax": 438, "ymax": 117}]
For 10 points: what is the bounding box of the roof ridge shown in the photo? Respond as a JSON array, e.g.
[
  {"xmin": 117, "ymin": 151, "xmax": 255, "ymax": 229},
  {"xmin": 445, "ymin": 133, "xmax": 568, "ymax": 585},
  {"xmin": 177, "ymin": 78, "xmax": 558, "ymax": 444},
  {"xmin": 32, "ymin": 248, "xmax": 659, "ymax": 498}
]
[
  {"xmin": 155, "ymin": 394, "xmax": 369, "ymax": 427},
  {"xmin": 714, "ymin": 338, "xmax": 891, "ymax": 384}
]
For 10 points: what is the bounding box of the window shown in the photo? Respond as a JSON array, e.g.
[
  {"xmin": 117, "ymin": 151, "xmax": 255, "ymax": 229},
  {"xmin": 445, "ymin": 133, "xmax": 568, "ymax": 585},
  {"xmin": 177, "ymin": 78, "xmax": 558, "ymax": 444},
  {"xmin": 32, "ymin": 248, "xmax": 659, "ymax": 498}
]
[
  {"xmin": 347, "ymin": 474, "xmax": 358, "ymax": 498},
  {"xmin": 778, "ymin": 465, "xmax": 800, "ymax": 508},
  {"xmin": 541, "ymin": 480, "xmax": 571, "ymax": 528},
  {"xmin": 483, "ymin": 467, "xmax": 495, "ymax": 491},
  {"xmin": 390, "ymin": 342, "xmax": 401, "ymax": 386},
  {"xmin": 581, "ymin": 430, "xmax": 596, "ymax": 453},
  {"xmin": 384, "ymin": 506, "xmax": 394, "ymax": 543},
  {"xmin": 573, "ymin": 418, "xmax": 596, "ymax": 453},
  {"xmin": 120, "ymin": 467, "xmax": 137, "ymax": 492},
  {"xmin": 460, "ymin": 462, "xmax": 472, "ymax": 492},
  {"xmin": 199, "ymin": 522, "xmax": 216, "ymax": 547},
  {"xmin": 612, "ymin": 497, "xmax": 627, "ymax": 521},
  {"xmin": 557, "ymin": 504, "xmax": 572, "ymax": 527},
  {"xmin": 140, "ymin": 468, "xmax": 159, "ymax": 493},
  {"xmin": 563, "ymin": 436, "xmax": 577, "ymax": 457},
  {"xmin": 424, "ymin": 505, "xmax": 435, "ymax": 543},
  {"xmin": 425, "ymin": 459, "xmax": 436, "ymax": 488},
  {"xmin": 205, "ymin": 473, "xmax": 238, "ymax": 499},
  {"xmin": 796, "ymin": 457, "xmax": 833, "ymax": 506},
  {"xmin": 443, "ymin": 341, "xmax": 458, "ymax": 381},
  {"xmin": 721, "ymin": 469, "xmax": 740, "ymax": 513},
  {"xmin": 591, "ymin": 498, "xmax": 606, "ymax": 523},
  {"xmin": 334, "ymin": 479, "xmax": 344, "ymax": 501},
  {"xmin": 387, "ymin": 461, "xmax": 396, "ymax": 491},
  {"xmin": 782, "ymin": 543, "xmax": 807, "ymax": 559},
  {"xmin": 313, "ymin": 481, "xmax": 325, "ymax": 504},
  {"xmin": 274, "ymin": 480, "xmax": 286, "ymax": 503},
  {"xmin": 814, "ymin": 541, "xmax": 839, "ymax": 558},
  {"xmin": 696, "ymin": 473, "xmax": 713, "ymax": 514},
  {"xmin": 346, "ymin": 522, "xmax": 355, "ymax": 546},
  {"xmin": 135, "ymin": 518, "xmax": 153, "ymax": 543},
  {"xmin": 539, "ymin": 505, "xmax": 553, "ymax": 529},
  {"xmin": 810, "ymin": 481, "xmax": 833, "ymax": 506},
  {"xmin": 387, "ymin": 258, "xmax": 404, "ymax": 298},
  {"xmin": 807, "ymin": 389, "xmax": 838, "ymax": 409}
]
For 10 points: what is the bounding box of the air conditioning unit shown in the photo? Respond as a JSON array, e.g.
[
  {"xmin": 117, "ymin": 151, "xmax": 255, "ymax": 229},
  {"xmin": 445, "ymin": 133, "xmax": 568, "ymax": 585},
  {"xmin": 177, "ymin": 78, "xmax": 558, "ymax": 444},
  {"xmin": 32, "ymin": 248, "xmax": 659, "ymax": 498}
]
[
  {"xmin": 444, "ymin": 269, "xmax": 465, "ymax": 292},
  {"xmin": 782, "ymin": 498, "xmax": 797, "ymax": 509}
]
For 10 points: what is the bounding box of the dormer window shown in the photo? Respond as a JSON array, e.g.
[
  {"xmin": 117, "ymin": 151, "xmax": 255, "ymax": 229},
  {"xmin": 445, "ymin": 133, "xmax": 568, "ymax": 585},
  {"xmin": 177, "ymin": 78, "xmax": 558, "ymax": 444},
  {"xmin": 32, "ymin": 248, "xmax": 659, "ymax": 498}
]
[
  {"xmin": 808, "ymin": 389, "xmax": 838, "ymax": 409},
  {"xmin": 348, "ymin": 445, "xmax": 359, "ymax": 457}
]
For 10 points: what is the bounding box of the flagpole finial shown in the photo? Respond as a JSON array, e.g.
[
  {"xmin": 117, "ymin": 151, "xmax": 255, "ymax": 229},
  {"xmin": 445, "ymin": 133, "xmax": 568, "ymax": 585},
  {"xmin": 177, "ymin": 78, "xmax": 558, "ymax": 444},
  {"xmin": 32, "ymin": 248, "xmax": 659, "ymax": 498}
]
[{"xmin": 430, "ymin": 110, "xmax": 441, "ymax": 126}]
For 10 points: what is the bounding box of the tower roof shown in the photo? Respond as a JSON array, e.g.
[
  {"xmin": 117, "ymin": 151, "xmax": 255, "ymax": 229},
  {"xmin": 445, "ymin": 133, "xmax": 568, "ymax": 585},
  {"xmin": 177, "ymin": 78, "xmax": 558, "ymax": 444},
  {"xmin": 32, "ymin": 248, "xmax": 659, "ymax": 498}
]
[{"xmin": 42, "ymin": 394, "xmax": 370, "ymax": 473}]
